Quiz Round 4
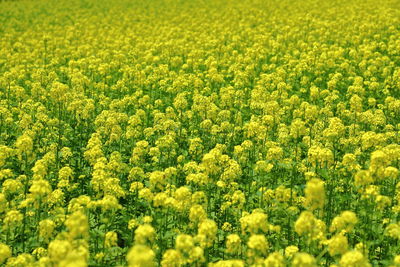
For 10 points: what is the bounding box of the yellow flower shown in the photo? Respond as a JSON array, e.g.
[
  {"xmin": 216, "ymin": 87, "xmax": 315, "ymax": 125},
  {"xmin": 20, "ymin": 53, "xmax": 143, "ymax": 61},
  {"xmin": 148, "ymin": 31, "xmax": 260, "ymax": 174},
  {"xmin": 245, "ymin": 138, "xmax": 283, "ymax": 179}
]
[
  {"xmin": 226, "ymin": 234, "xmax": 241, "ymax": 254},
  {"xmin": 126, "ymin": 245, "xmax": 155, "ymax": 267},
  {"xmin": 231, "ymin": 190, "xmax": 246, "ymax": 208},
  {"xmin": 330, "ymin": 211, "xmax": 358, "ymax": 233},
  {"xmin": 327, "ymin": 233, "xmax": 348, "ymax": 256},
  {"xmin": 294, "ymin": 211, "xmax": 316, "ymax": 236},
  {"xmin": 15, "ymin": 134, "xmax": 33, "ymax": 158},
  {"xmin": 394, "ymin": 255, "xmax": 400, "ymax": 265},
  {"xmin": 189, "ymin": 204, "xmax": 207, "ymax": 224},
  {"xmin": 96, "ymin": 195, "xmax": 122, "ymax": 211},
  {"xmin": 255, "ymin": 160, "xmax": 274, "ymax": 175},
  {"xmin": 264, "ymin": 252, "xmax": 285, "ymax": 267},
  {"xmin": 354, "ymin": 170, "xmax": 373, "ymax": 187},
  {"xmin": 209, "ymin": 259, "xmax": 245, "ymax": 267},
  {"xmin": 0, "ymin": 243, "xmax": 11, "ymax": 264},
  {"xmin": 60, "ymin": 147, "xmax": 73, "ymax": 161},
  {"xmin": 247, "ymin": 234, "xmax": 269, "ymax": 256},
  {"xmin": 39, "ymin": 219, "xmax": 55, "ymax": 241},
  {"xmin": 48, "ymin": 240, "xmax": 72, "ymax": 263},
  {"xmin": 175, "ymin": 234, "xmax": 194, "ymax": 255},
  {"xmin": 197, "ymin": 219, "xmax": 218, "ymax": 248},
  {"xmin": 2, "ymin": 179, "xmax": 22, "ymax": 195},
  {"xmin": 240, "ymin": 210, "xmax": 269, "ymax": 234},
  {"xmin": 149, "ymin": 170, "xmax": 166, "ymax": 190},
  {"xmin": 292, "ymin": 253, "xmax": 317, "ymax": 267},
  {"xmin": 0, "ymin": 145, "xmax": 14, "ymax": 167},
  {"xmin": 222, "ymin": 222, "xmax": 232, "ymax": 232},
  {"xmin": 5, "ymin": 253, "xmax": 34, "ymax": 266},
  {"xmin": 143, "ymin": 216, "xmax": 153, "ymax": 224},
  {"xmin": 173, "ymin": 187, "xmax": 192, "ymax": 206},
  {"xmin": 134, "ymin": 224, "xmax": 156, "ymax": 245},
  {"xmin": 339, "ymin": 250, "xmax": 371, "ymax": 267},
  {"xmin": 285, "ymin": 245, "xmax": 299, "ymax": 258},
  {"xmin": 385, "ymin": 223, "xmax": 400, "ymax": 239},
  {"xmin": 4, "ymin": 210, "xmax": 23, "ymax": 229},
  {"xmin": 32, "ymin": 247, "xmax": 47, "ymax": 258},
  {"xmin": 130, "ymin": 181, "xmax": 144, "ymax": 193},
  {"xmin": 29, "ymin": 179, "xmax": 52, "ymax": 199},
  {"xmin": 304, "ymin": 178, "xmax": 325, "ymax": 210},
  {"xmin": 161, "ymin": 249, "xmax": 183, "ymax": 267},
  {"xmin": 65, "ymin": 211, "xmax": 89, "ymax": 239},
  {"xmin": 186, "ymin": 173, "xmax": 209, "ymax": 186},
  {"xmin": 105, "ymin": 231, "xmax": 118, "ymax": 248},
  {"xmin": 58, "ymin": 166, "xmax": 74, "ymax": 180},
  {"xmin": 58, "ymin": 249, "xmax": 87, "ymax": 267},
  {"xmin": 128, "ymin": 218, "xmax": 138, "ymax": 230}
]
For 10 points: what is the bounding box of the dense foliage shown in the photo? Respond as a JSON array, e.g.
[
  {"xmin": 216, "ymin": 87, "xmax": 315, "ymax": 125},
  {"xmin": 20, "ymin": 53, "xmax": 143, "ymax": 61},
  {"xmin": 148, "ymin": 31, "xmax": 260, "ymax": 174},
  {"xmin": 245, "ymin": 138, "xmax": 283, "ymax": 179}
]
[{"xmin": 1, "ymin": 0, "xmax": 400, "ymax": 266}]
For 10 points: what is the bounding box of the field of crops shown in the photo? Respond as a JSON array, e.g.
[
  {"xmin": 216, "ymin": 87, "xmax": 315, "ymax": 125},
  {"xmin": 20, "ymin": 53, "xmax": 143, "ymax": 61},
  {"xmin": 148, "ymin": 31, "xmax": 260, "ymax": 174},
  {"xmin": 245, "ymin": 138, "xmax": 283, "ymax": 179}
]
[{"xmin": 1, "ymin": 0, "xmax": 400, "ymax": 266}]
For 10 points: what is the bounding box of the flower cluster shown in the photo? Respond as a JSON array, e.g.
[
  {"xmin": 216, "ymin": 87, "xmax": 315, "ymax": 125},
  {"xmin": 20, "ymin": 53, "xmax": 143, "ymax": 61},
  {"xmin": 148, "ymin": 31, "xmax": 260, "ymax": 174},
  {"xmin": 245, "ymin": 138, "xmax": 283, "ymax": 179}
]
[{"xmin": 0, "ymin": 0, "xmax": 399, "ymax": 265}]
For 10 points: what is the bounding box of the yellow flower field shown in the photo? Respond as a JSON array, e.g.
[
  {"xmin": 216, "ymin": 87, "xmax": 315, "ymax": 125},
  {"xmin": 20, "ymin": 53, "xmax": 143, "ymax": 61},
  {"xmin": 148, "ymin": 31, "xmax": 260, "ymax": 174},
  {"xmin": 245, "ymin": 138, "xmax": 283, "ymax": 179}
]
[{"xmin": 1, "ymin": 0, "xmax": 400, "ymax": 266}]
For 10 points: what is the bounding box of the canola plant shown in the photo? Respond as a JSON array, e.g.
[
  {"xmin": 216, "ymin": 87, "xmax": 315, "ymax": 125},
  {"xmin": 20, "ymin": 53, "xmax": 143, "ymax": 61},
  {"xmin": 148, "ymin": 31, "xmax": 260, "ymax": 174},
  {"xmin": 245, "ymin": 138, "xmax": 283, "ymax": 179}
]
[{"xmin": 0, "ymin": 0, "xmax": 400, "ymax": 266}]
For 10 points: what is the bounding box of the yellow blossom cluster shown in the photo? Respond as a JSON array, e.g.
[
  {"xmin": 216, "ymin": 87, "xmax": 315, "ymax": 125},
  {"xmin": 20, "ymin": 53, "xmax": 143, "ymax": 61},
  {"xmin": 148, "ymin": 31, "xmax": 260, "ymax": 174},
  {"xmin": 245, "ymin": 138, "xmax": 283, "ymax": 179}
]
[{"xmin": 0, "ymin": 0, "xmax": 400, "ymax": 265}]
